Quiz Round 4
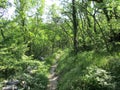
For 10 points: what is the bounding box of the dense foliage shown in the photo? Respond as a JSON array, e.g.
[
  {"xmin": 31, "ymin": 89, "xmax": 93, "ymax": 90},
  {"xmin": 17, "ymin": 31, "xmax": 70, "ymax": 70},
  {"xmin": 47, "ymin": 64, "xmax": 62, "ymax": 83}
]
[
  {"xmin": 0, "ymin": 0, "xmax": 120, "ymax": 90},
  {"xmin": 57, "ymin": 50, "xmax": 120, "ymax": 90}
]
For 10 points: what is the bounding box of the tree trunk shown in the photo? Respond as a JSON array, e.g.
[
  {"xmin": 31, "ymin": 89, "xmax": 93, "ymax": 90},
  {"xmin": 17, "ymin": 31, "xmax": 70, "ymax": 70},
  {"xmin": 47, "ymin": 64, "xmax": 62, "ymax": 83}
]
[
  {"xmin": 72, "ymin": 0, "xmax": 78, "ymax": 54},
  {"xmin": 1, "ymin": 29, "xmax": 5, "ymax": 40}
]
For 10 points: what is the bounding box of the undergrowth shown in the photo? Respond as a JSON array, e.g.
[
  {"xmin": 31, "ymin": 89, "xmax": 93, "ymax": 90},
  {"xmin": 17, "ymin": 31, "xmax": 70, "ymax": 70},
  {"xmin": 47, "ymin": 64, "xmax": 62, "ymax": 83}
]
[{"xmin": 57, "ymin": 49, "xmax": 120, "ymax": 90}]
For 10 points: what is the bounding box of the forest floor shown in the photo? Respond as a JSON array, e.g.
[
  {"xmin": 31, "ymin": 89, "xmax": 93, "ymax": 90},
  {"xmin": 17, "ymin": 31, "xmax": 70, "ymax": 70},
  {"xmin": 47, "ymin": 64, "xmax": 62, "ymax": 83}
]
[{"xmin": 47, "ymin": 54, "xmax": 60, "ymax": 90}]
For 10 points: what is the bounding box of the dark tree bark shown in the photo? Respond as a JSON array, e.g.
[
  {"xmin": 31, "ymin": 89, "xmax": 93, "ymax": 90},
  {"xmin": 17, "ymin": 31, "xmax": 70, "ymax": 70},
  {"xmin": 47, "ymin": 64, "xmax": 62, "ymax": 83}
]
[
  {"xmin": 103, "ymin": 7, "xmax": 111, "ymax": 22},
  {"xmin": 95, "ymin": 17, "xmax": 110, "ymax": 52},
  {"xmin": 72, "ymin": 0, "xmax": 78, "ymax": 54},
  {"xmin": 89, "ymin": 0, "xmax": 103, "ymax": 3},
  {"xmin": 1, "ymin": 29, "xmax": 5, "ymax": 40}
]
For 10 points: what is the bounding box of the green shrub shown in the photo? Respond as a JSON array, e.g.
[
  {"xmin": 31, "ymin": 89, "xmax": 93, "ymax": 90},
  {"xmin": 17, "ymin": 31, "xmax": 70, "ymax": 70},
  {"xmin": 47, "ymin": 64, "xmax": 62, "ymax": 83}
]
[
  {"xmin": 80, "ymin": 66, "xmax": 114, "ymax": 90},
  {"xmin": 16, "ymin": 73, "xmax": 48, "ymax": 90},
  {"xmin": 57, "ymin": 50, "xmax": 116, "ymax": 90},
  {"xmin": 0, "ymin": 53, "xmax": 49, "ymax": 90},
  {"xmin": 108, "ymin": 57, "xmax": 120, "ymax": 89},
  {"xmin": 58, "ymin": 66, "xmax": 114, "ymax": 90}
]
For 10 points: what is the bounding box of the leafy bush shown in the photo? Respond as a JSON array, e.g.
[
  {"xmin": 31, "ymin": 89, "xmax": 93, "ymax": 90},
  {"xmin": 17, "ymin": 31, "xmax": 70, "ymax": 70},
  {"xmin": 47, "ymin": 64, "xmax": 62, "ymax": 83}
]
[
  {"xmin": 0, "ymin": 42, "xmax": 49, "ymax": 90},
  {"xmin": 15, "ymin": 73, "xmax": 48, "ymax": 90},
  {"xmin": 58, "ymin": 66, "xmax": 114, "ymax": 90},
  {"xmin": 79, "ymin": 66, "xmax": 114, "ymax": 90},
  {"xmin": 57, "ymin": 50, "xmax": 116, "ymax": 90},
  {"xmin": 108, "ymin": 56, "xmax": 120, "ymax": 89},
  {"xmin": 0, "ymin": 58, "xmax": 49, "ymax": 90}
]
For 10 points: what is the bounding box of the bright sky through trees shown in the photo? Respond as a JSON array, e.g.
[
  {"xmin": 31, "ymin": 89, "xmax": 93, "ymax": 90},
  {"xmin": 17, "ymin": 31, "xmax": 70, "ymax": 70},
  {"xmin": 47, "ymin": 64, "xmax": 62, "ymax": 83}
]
[
  {"xmin": 3, "ymin": 0, "xmax": 60, "ymax": 21},
  {"xmin": 2, "ymin": 0, "xmax": 15, "ymax": 19},
  {"xmin": 42, "ymin": 0, "xmax": 61, "ymax": 22}
]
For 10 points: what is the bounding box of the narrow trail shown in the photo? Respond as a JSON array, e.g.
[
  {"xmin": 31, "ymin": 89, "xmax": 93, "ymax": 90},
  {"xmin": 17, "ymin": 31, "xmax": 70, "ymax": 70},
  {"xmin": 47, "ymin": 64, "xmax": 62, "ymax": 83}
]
[{"xmin": 47, "ymin": 55, "xmax": 60, "ymax": 90}]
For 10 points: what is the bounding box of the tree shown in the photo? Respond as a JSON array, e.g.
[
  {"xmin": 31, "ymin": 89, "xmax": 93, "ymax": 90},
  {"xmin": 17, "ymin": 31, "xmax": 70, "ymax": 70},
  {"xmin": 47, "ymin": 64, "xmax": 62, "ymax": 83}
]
[{"xmin": 72, "ymin": 0, "xmax": 78, "ymax": 54}]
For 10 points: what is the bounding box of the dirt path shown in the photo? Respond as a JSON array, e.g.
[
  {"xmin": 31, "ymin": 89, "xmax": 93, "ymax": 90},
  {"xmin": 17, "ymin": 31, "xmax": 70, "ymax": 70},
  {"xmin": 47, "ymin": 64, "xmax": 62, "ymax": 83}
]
[
  {"xmin": 47, "ymin": 53, "xmax": 61, "ymax": 90},
  {"xmin": 47, "ymin": 62, "xmax": 58, "ymax": 90}
]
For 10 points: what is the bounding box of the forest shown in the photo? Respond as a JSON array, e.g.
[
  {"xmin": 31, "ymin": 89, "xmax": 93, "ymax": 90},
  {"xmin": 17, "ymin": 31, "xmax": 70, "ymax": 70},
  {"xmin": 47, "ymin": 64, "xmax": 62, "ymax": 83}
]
[{"xmin": 0, "ymin": 0, "xmax": 120, "ymax": 90}]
